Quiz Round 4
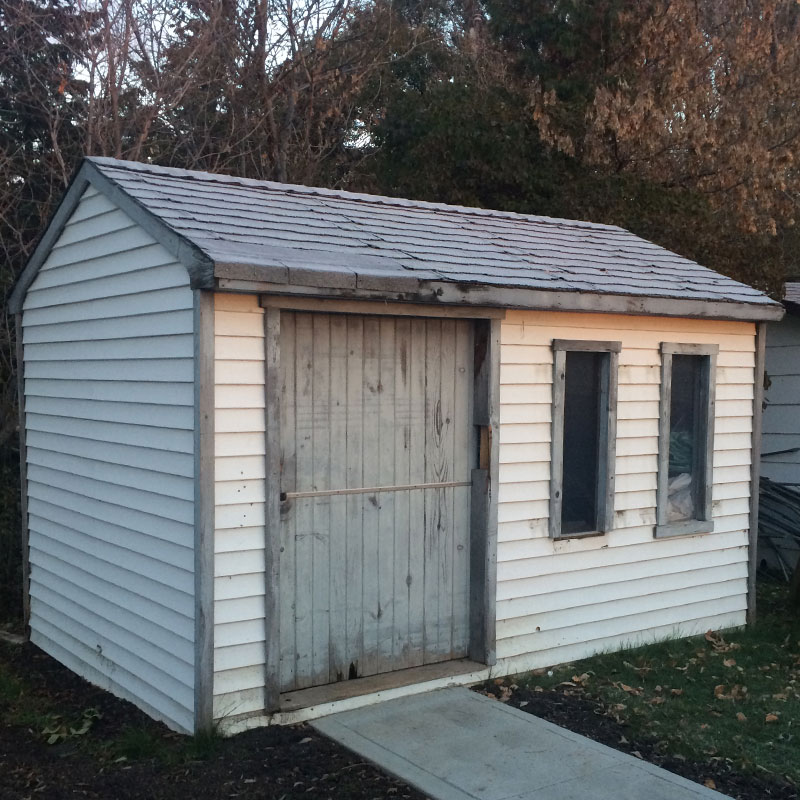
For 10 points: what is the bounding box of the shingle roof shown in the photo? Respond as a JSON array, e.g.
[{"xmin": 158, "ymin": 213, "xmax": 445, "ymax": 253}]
[{"xmin": 10, "ymin": 156, "xmax": 784, "ymax": 320}]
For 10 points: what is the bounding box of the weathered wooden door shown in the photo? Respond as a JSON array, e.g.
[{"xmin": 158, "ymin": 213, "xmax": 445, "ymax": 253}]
[{"xmin": 278, "ymin": 311, "xmax": 474, "ymax": 692}]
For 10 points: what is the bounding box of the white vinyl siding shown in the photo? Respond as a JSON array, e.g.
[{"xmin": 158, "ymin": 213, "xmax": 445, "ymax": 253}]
[
  {"xmin": 762, "ymin": 315, "xmax": 800, "ymax": 484},
  {"xmin": 496, "ymin": 311, "xmax": 754, "ymax": 672},
  {"xmin": 213, "ymin": 293, "xmax": 267, "ymax": 720},
  {"xmin": 22, "ymin": 187, "xmax": 196, "ymax": 733}
]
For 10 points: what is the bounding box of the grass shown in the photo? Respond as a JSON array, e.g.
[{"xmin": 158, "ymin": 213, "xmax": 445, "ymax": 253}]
[
  {"xmin": 0, "ymin": 641, "xmax": 221, "ymax": 766},
  {"xmin": 518, "ymin": 581, "xmax": 800, "ymax": 785}
]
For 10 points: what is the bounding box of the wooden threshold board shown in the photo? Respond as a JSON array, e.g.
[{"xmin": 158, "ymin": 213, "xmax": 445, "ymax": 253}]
[{"xmin": 279, "ymin": 659, "xmax": 484, "ymax": 712}]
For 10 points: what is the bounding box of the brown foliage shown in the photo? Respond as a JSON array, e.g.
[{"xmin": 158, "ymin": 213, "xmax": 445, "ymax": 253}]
[{"xmin": 531, "ymin": 0, "xmax": 800, "ymax": 235}]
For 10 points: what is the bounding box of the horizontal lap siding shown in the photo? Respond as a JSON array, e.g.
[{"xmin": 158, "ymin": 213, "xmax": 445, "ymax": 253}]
[
  {"xmin": 22, "ymin": 187, "xmax": 195, "ymax": 733},
  {"xmin": 762, "ymin": 315, "xmax": 800, "ymax": 484},
  {"xmin": 496, "ymin": 310, "xmax": 754, "ymax": 669},
  {"xmin": 213, "ymin": 294, "xmax": 267, "ymax": 720}
]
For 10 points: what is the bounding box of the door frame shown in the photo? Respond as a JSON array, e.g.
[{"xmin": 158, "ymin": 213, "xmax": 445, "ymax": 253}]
[{"xmin": 260, "ymin": 296, "xmax": 501, "ymax": 711}]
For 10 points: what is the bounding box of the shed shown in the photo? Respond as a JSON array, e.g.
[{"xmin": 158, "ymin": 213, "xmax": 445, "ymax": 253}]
[{"xmin": 9, "ymin": 157, "xmax": 783, "ymax": 734}]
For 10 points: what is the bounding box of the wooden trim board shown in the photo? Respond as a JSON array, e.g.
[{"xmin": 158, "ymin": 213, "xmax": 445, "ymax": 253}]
[
  {"xmin": 748, "ymin": 322, "xmax": 767, "ymax": 624},
  {"xmin": 193, "ymin": 290, "xmax": 215, "ymax": 733},
  {"xmin": 263, "ymin": 307, "xmax": 282, "ymax": 711},
  {"xmin": 15, "ymin": 313, "xmax": 30, "ymax": 632},
  {"xmin": 469, "ymin": 318, "xmax": 499, "ymax": 666},
  {"xmin": 260, "ymin": 294, "xmax": 506, "ymax": 319},
  {"xmin": 278, "ymin": 658, "xmax": 485, "ymax": 712}
]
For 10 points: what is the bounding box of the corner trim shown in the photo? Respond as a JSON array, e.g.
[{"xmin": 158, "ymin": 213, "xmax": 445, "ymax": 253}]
[
  {"xmin": 263, "ymin": 307, "xmax": 282, "ymax": 710},
  {"xmin": 193, "ymin": 290, "xmax": 215, "ymax": 733},
  {"xmin": 748, "ymin": 322, "xmax": 767, "ymax": 624},
  {"xmin": 15, "ymin": 314, "xmax": 30, "ymax": 633}
]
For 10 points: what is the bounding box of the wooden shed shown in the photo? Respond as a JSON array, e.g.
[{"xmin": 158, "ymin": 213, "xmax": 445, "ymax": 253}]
[{"xmin": 9, "ymin": 158, "xmax": 783, "ymax": 734}]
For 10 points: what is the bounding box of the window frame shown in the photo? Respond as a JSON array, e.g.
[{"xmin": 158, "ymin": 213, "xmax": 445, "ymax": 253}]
[
  {"xmin": 656, "ymin": 342, "xmax": 718, "ymax": 539},
  {"xmin": 549, "ymin": 339, "xmax": 620, "ymax": 539}
]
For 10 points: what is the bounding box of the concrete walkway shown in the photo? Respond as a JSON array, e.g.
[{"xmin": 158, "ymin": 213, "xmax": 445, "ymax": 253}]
[{"xmin": 312, "ymin": 687, "xmax": 729, "ymax": 800}]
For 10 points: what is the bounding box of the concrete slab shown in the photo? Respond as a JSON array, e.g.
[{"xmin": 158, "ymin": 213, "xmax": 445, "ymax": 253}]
[{"xmin": 312, "ymin": 687, "xmax": 730, "ymax": 800}]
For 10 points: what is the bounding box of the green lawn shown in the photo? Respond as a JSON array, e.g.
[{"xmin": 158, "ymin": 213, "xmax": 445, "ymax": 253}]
[{"xmin": 516, "ymin": 582, "xmax": 800, "ymax": 786}]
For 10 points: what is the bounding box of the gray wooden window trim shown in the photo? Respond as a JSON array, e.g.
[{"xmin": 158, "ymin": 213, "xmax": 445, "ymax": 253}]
[
  {"xmin": 551, "ymin": 339, "xmax": 622, "ymax": 354},
  {"xmin": 655, "ymin": 342, "xmax": 718, "ymax": 539},
  {"xmin": 549, "ymin": 340, "xmax": 620, "ymax": 539},
  {"xmin": 263, "ymin": 307, "xmax": 282, "ymax": 711},
  {"xmin": 469, "ymin": 318, "xmax": 500, "ymax": 666},
  {"xmin": 193, "ymin": 290, "xmax": 215, "ymax": 733}
]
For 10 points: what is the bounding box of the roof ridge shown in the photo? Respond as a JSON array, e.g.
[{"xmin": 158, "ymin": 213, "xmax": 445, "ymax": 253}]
[{"xmin": 86, "ymin": 156, "xmax": 625, "ymax": 234}]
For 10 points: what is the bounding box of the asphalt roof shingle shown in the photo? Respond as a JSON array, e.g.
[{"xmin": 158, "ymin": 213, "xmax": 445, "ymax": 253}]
[{"xmin": 86, "ymin": 157, "xmax": 778, "ymax": 313}]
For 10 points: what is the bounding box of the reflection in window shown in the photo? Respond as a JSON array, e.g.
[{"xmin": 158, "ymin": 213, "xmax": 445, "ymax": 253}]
[
  {"xmin": 657, "ymin": 344, "xmax": 717, "ymax": 537},
  {"xmin": 667, "ymin": 355, "xmax": 703, "ymax": 522}
]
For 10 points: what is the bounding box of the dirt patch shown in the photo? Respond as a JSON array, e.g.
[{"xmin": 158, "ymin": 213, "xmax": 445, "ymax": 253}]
[
  {"xmin": 0, "ymin": 643, "xmax": 423, "ymax": 800},
  {"xmin": 479, "ymin": 681, "xmax": 798, "ymax": 800}
]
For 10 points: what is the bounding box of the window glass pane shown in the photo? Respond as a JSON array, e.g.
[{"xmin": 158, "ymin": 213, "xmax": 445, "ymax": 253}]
[
  {"xmin": 562, "ymin": 351, "xmax": 603, "ymax": 534},
  {"xmin": 667, "ymin": 354, "xmax": 703, "ymax": 522}
]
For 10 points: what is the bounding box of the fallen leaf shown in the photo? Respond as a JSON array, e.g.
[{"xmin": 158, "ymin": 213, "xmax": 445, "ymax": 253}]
[
  {"xmin": 519, "ymin": 700, "xmax": 529, "ymax": 708},
  {"xmin": 731, "ymin": 685, "xmax": 747, "ymax": 701},
  {"xmin": 649, "ymin": 696, "xmax": 666, "ymax": 705},
  {"xmin": 704, "ymin": 779, "xmax": 717, "ymax": 790},
  {"xmin": 671, "ymin": 688, "xmax": 684, "ymax": 696},
  {"xmin": 714, "ymin": 684, "xmax": 728, "ymax": 699},
  {"xmin": 723, "ymin": 658, "xmax": 736, "ymax": 667},
  {"xmin": 765, "ymin": 713, "xmax": 779, "ymax": 723},
  {"xmin": 736, "ymin": 712, "xmax": 747, "ymax": 722}
]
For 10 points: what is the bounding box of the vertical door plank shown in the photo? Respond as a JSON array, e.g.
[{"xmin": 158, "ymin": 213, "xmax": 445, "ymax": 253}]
[
  {"xmin": 392, "ymin": 318, "xmax": 412, "ymax": 670},
  {"xmin": 328, "ymin": 315, "xmax": 349, "ymax": 681},
  {"xmin": 292, "ymin": 313, "xmax": 315, "ymax": 688},
  {"xmin": 360, "ymin": 317, "xmax": 381, "ymax": 677},
  {"xmin": 344, "ymin": 315, "xmax": 365, "ymax": 678},
  {"xmin": 278, "ymin": 312, "xmax": 297, "ymax": 692},
  {"xmin": 377, "ymin": 317, "xmax": 397, "ymax": 673},
  {"xmin": 423, "ymin": 319, "xmax": 444, "ymax": 661},
  {"xmin": 407, "ymin": 321, "xmax": 427, "ymax": 667},
  {"xmin": 311, "ymin": 314, "xmax": 331, "ymax": 686},
  {"xmin": 451, "ymin": 321, "xmax": 473, "ymax": 654}
]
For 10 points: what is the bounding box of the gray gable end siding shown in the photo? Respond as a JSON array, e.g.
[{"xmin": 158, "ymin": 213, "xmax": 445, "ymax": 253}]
[{"xmin": 10, "ymin": 156, "xmax": 782, "ymax": 322}]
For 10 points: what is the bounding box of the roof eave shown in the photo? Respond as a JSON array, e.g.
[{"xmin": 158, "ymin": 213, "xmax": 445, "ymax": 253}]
[
  {"xmin": 8, "ymin": 158, "xmax": 215, "ymax": 315},
  {"xmin": 213, "ymin": 265, "xmax": 785, "ymax": 324}
]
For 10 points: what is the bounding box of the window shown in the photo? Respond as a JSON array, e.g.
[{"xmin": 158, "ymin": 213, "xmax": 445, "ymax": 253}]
[
  {"xmin": 656, "ymin": 343, "xmax": 718, "ymax": 538},
  {"xmin": 550, "ymin": 340, "xmax": 620, "ymax": 538}
]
